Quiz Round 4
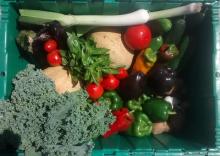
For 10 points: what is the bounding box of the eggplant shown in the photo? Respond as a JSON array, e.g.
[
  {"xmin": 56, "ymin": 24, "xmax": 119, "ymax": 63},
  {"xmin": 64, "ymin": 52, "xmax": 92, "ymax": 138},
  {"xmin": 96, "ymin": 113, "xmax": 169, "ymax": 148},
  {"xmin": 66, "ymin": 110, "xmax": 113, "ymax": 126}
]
[
  {"xmin": 147, "ymin": 64, "xmax": 176, "ymax": 96},
  {"xmin": 32, "ymin": 21, "xmax": 68, "ymax": 68},
  {"xmin": 118, "ymin": 72, "xmax": 146, "ymax": 101},
  {"xmin": 167, "ymin": 100, "xmax": 189, "ymax": 134}
]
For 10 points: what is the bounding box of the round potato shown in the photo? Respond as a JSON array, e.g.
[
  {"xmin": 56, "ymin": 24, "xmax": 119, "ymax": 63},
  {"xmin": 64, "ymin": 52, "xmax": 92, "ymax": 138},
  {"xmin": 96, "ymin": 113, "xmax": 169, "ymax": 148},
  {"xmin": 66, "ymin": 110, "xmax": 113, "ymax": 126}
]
[
  {"xmin": 91, "ymin": 28, "xmax": 134, "ymax": 69},
  {"xmin": 43, "ymin": 66, "xmax": 81, "ymax": 94}
]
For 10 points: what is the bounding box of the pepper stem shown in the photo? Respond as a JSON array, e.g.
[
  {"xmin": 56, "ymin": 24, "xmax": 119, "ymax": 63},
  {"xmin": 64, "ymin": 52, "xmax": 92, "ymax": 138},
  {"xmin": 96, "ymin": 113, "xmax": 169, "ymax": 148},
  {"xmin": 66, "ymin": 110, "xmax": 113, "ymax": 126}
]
[
  {"xmin": 129, "ymin": 110, "xmax": 135, "ymax": 114},
  {"xmin": 168, "ymin": 111, "xmax": 176, "ymax": 115}
]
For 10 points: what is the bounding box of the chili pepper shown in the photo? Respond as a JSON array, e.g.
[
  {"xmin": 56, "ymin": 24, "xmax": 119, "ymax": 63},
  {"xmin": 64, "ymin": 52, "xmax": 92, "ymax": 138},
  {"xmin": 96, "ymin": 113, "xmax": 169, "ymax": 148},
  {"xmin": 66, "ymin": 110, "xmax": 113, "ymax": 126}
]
[
  {"xmin": 132, "ymin": 48, "xmax": 157, "ymax": 74},
  {"xmin": 126, "ymin": 94, "xmax": 150, "ymax": 111},
  {"xmin": 159, "ymin": 44, "xmax": 179, "ymax": 62},
  {"xmin": 149, "ymin": 36, "xmax": 163, "ymax": 51},
  {"xmin": 102, "ymin": 91, "xmax": 123, "ymax": 111},
  {"xmin": 132, "ymin": 35, "xmax": 162, "ymax": 75},
  {"xmin": 167, "ymin": 36, "xmax": 190, "ymax": 70},
  {"xmin": 142, "ymin": 98, "xmax": 175, "ymax": 122},
  {"xmin": 127, "ymin": 100, "xmax": 142, "ymax": 111},
  {"xmin": 103, "ymin": 108, "xmax": 133, "ymax": 138},
  {"xmin": 126, "ymin": 111, "xmax": 152, "ymax": 137}
]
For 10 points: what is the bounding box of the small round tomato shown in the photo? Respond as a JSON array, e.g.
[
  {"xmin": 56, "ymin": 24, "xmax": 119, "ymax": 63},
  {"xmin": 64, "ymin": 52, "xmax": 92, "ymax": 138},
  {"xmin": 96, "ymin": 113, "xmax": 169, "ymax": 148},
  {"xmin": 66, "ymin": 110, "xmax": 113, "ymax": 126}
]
[
  {"xmin": 86, "ymin": 83, "xmax": 104, "ymax": 100},
  {"xmin": 47, "ymin": 50, "xmax": 62, "ymax": 66},
  {"xmin": 44, "ymin": 39, "xmax": 58, "ymax": 53},
  {"xmin": 123, "ymin": 24, "xmax": 152, "ymax": 51},
  {"xmin": 115, "ymin": 68, "xmax": 128, "ymax": 80},
  {"xmin": 101, "ymin": 75, "xmax": 120, "ymax": 91}
]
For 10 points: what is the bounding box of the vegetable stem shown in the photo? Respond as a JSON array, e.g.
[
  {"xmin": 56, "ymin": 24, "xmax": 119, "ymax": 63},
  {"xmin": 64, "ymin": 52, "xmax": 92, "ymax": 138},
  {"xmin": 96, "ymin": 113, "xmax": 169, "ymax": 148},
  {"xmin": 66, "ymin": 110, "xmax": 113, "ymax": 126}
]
[{"xmin": 168, "ymin": 111, "xmax": 176, "ymax": 115}]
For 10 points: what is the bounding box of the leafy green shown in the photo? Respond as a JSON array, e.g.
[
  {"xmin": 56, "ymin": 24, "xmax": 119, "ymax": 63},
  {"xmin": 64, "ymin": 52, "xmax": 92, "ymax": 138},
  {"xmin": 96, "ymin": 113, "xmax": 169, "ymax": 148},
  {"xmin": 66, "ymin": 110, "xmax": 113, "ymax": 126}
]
[
  {"xmin": 61, "ymin": 32, "xmax": 117, "ymax": 83},
  {"xmin": 0, "ymin": 65, "xmax": 115, "ymax": 156}
]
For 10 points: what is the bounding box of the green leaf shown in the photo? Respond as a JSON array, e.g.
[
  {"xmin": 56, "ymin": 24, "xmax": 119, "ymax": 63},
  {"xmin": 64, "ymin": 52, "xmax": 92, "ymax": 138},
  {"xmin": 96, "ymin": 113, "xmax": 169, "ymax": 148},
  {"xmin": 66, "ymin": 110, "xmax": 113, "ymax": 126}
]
[
  {"xmin": 64, "ymin": 32, "xmax": 117, "ymax": 83},
  {"xmin": 62, "ymin": 58, "xmax": 68, "ymax": 66}
]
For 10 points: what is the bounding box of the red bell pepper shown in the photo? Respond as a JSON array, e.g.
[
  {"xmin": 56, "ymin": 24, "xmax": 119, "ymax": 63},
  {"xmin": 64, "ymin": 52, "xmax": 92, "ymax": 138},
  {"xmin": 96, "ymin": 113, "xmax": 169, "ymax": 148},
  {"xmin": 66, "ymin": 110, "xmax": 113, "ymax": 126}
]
[{"xmin": 103, "ymin": 108, "xmax": 133, "ymax": 138}]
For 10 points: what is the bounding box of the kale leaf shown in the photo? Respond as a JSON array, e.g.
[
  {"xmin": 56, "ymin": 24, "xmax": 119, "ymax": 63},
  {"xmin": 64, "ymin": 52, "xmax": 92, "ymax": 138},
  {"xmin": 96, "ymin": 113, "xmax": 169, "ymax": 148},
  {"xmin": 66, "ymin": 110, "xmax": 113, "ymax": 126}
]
[{"xmin": 0, "ymin": 65, "xmax": 114, "ymax": 156}]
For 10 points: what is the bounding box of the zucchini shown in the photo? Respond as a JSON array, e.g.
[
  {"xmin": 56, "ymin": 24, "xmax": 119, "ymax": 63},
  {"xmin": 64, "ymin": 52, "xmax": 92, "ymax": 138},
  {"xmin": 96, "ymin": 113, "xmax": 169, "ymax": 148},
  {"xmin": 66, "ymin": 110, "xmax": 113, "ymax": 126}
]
[
  {"xmin": 148, "ymin": 18, "xmax": 172, "ymax": 37},
  {"xmin": 165, "ymin": 19, "xmax": 186, "ymax": 45}
]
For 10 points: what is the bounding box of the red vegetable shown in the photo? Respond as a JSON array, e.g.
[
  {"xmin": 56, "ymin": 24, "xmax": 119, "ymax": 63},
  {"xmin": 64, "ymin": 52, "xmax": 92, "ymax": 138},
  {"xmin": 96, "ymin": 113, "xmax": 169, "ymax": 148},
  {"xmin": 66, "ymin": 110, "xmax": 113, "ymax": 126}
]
[
  {"xmin": 44, "ymin": 39, "xmax": 58, "ymax": 53},
  {"xmin": 123, "ymin": 24, "xmax": 152, "ymax": 51},
  {"xmin": 47, "ymin": 50, "xmax": 62, "ymax": 66},
  {"xmin": 103, "ymin": 108, "xmax": 133, "ymax": 138},
  {"xmin": 101, "ymin": 75, "xmax": 120, "ymax": 91},
  {"xmin": 86, "ymin": 83, "xmax": 104, "ymax": 100},
  {"xmin": 115, "ymin": 68, "xmax": 128, "ymax": 80}
]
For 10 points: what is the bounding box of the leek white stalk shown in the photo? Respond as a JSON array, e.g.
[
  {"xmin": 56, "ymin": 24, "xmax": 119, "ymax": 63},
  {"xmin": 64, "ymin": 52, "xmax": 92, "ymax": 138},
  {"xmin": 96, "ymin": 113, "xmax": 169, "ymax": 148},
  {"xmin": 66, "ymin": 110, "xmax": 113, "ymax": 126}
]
[{"xmin": 19, "ymin": 3, "xmax": 202, "ymax": 27}]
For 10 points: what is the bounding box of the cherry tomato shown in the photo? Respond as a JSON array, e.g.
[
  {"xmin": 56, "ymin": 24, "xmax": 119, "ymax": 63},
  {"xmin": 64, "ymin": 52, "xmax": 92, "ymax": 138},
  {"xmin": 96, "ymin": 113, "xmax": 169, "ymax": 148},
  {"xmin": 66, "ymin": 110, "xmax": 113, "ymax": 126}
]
[
  {"xmin": 115, "ymin": 68, "xmax": 128, "ymax": 80},
  {"xmin": 47, "ymin": 50, "xmax": 62, "ymax": 66},
  {"xmin": 44, "ymin": 39, "xmax": 58, "ymax": 53},
  {"xmin": 101, "ymin": 75, "xmax": 120, "ymax": 91},
  {"xmin": 86, "ymin": 83, "xmax": 104, "ymax": 100},
  {"xmin": 123, "ymin": 24, "xmax": 152, "ymax": 51}
]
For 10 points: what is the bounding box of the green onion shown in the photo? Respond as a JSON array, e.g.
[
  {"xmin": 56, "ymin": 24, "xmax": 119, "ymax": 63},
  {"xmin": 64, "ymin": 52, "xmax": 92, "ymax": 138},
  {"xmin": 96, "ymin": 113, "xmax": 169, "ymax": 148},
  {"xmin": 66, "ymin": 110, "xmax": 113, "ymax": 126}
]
[{"xmin": 19, "ymin": 3, "xmax": 202, "ymax": 27}]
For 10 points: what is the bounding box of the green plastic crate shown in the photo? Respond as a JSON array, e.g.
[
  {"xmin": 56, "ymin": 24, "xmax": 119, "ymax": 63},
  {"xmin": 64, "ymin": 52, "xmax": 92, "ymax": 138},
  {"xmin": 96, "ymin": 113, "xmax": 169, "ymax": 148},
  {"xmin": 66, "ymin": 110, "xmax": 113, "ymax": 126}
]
[{"xmin": 0, "ymin": 0, "xmax": 220, "ymax": 155}]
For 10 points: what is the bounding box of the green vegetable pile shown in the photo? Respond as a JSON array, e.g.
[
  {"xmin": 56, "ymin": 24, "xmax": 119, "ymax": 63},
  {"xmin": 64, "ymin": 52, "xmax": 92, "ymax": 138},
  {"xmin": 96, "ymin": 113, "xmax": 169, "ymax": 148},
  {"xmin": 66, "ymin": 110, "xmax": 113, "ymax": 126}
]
[
  {"xmin": 61, "ymin": 33, "xmax": 118, "ymax": 83},
  {"xmin": 0, "ymin": 65, "xmax": 115, "ymax": 156}
]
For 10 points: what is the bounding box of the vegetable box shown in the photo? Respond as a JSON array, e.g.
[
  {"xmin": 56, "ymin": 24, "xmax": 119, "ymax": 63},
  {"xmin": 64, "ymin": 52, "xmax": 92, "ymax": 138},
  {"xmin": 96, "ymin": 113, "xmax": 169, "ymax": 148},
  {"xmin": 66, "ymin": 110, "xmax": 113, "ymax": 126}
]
[{"xmin": 0, "ymin": 0, "xmax": 220, "ymax": 155}]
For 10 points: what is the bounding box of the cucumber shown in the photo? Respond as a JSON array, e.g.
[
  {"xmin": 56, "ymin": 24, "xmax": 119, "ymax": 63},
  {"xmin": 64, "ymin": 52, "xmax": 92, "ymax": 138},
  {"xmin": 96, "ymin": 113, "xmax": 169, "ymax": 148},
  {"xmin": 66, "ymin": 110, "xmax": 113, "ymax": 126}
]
[
  {"xmin": 148, "ymin": 18, "xmax": 172, "ymax": 37},
  {"xmin": 165, "ymin": 19, "xmax": 186, "ymax": 45},
  {"xmin": 158, "ymin": 19, "xmax": 172, "ymax": 33}
]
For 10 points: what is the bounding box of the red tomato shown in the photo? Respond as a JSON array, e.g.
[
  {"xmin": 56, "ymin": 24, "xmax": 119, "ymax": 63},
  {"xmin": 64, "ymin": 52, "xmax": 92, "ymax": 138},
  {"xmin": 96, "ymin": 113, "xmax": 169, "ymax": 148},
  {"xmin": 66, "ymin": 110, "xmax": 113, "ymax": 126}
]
[
  {"xmin": 101, "ymin": 75, "xmax": 120, "ymax": 91},
  {"xmin": 47, "ymin": 50, "xmax": 62, "ymax": 66},
  {"xmin": 115, "ymin": 68, "xmax": 128, "ymax": 80},
  {"xmin": 86, "ymin": 83, "xmax": 104, "ymax": 100},
  {"xmin": 44, "ymin": 39, "xmax": 58, "ymax": 53},
  {"xmin": 123, "ymin": 24, "xmax": 152, "ymax": 51}
]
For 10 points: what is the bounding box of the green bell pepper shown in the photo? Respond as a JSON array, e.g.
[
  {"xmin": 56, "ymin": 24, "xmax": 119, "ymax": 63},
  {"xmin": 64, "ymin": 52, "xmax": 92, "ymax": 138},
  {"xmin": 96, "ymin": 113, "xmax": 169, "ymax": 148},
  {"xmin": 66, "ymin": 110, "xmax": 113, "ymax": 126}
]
[
  {"xmin": 102, "ymin": 91, "xmax": 123, "ymax": 110},
  {"xmin": 126, "ymin": 111, "xmax": 152, "ymax": 137},
  {"xmin": 143, "ymin": 98, "xmax": 175, "ymax": 122},
  {"xmin": 126, "ymin": 94, "xmax": 150, "ymax": 111},
  {"xmin": 127, "ymin": 100, "xmax": 142, "ymax": 111}
]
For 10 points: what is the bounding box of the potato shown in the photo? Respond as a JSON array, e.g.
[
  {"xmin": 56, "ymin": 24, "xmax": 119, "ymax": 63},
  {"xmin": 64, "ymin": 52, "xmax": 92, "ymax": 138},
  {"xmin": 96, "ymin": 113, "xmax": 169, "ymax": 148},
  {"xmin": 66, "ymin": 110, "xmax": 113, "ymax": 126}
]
[
  {"xmin": 152, "ymin": 122, "xmax": 170, "ymax": 135},
  {"xmin": 43, "ymin": 66, "xmax": 81, "ymax": 94},
  {"xmin": 91, "ymin": 28, "xmax": 134, "ymax": 69}
]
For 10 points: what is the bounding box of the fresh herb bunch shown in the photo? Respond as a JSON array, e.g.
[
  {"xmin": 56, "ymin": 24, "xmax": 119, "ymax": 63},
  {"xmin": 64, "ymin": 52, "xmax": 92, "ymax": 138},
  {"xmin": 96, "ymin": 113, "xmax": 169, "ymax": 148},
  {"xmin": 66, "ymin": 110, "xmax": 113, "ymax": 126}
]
[
  {"xmin": 0, "ymin": 65, "xmax": 115, "ymax": 156},
  {"xmin": 61, "ymin": 32, "xmax": 118, "ymax": 83}
]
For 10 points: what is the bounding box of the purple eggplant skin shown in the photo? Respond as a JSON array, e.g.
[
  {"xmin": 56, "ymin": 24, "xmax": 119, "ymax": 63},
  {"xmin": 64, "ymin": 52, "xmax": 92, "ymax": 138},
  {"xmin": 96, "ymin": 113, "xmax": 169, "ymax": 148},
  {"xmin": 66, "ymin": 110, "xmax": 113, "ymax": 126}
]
[
  {"xmin": 147, "ymin": 64, "xmax": 177, "ymax": 96},
  {"xmin": 32, "ymin": 21, "xmax": 68, "ymax": 68},
  {"xmin": 118, "ymin": 72, "xmax": 147, "ymax": 101}
]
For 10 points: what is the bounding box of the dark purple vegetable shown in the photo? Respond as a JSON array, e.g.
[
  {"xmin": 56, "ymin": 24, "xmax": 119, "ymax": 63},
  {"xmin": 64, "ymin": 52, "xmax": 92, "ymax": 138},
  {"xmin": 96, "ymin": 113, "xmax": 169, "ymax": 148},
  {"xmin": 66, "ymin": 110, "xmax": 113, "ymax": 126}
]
[
  {"xmin": 167, "ymin": 100, "xmax": 189, "ymax": 134},
  {"xmin": 118, "ymin": 72, "xmax": 146, "ymax": 101},
  {"xmin": 32, "ymin": 21, "xmax": 67, "ymax": 68},
  {"xmin": 147, "ymin": 64, "xmax": 176, "ymax": 96}
]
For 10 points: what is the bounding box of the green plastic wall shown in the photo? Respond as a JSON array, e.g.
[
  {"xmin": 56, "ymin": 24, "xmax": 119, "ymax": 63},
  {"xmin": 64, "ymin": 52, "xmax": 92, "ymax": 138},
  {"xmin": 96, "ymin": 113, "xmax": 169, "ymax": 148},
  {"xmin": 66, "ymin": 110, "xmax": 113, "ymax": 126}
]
[{"xmin": 0, "ymin": 0, "xmax": 219, "ymax": 155}]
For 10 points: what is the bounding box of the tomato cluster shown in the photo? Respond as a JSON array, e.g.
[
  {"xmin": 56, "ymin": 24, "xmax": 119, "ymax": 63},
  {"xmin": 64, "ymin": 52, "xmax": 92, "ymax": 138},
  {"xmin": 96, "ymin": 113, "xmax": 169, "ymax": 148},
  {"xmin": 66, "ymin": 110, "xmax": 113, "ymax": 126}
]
[
  {"xmin": 86, "ymin": 68, "xmax": 128, "ymax": 100},
  {"xmin": 44, "ymin": 39, "xmax": 62, "ymax": 66}
]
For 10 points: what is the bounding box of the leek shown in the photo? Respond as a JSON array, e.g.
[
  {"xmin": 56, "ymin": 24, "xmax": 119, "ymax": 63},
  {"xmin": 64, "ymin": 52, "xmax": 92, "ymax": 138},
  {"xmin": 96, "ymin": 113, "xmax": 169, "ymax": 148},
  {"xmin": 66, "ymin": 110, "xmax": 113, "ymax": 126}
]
[{"xmin": 19, "ymin": 3, "xmax": 202, "ymax": 27}]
